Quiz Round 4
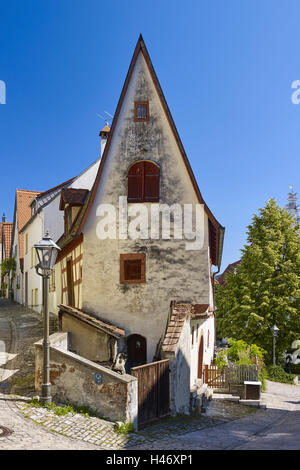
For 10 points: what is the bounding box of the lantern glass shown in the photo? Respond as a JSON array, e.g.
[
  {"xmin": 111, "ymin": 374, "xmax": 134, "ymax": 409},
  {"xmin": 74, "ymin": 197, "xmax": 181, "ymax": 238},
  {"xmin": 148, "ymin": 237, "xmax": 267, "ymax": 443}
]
[
  {"xmin": 34, "ymin": 232, "xmax": 60, "ymax": 272},
  {"xmin": 272, "ymin": 324, "xmax": 279, "ymax": 337}
]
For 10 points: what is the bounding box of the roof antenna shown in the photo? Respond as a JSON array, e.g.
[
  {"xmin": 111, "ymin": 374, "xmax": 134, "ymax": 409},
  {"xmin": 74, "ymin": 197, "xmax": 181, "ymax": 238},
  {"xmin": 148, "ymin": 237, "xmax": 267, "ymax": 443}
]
[{"xmin": 97, "ymin": 110, "xmax": 114, "ymax": 127}]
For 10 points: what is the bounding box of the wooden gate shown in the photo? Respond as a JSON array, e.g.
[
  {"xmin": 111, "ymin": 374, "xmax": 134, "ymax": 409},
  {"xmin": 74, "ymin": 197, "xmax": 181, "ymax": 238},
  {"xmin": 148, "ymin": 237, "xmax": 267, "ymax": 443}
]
[
  {"xmin": 203, "ymin": 364, "xmax": 259, "ymax": 389},
  {"xmin": 203, "ymin": 365, "xmax": 228, "ymax": 388},
  {"xmin": 131, "ymin": 359, "xmax": 170, "ymax": 428}
]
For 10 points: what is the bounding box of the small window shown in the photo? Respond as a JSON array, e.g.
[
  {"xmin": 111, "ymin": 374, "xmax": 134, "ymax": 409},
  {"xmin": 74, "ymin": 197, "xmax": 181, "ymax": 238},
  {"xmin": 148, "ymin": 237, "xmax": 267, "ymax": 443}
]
[
  {"xmin": 128, "ymin": 161, "xmax": 159, "ymax": 202},
  {"xmin": 134, "ymin": 101, "xmax": 149, "ymax": 122},
  {"xmin": 120, "ymin": 253, "xmax": 146, "ymax": 284}
]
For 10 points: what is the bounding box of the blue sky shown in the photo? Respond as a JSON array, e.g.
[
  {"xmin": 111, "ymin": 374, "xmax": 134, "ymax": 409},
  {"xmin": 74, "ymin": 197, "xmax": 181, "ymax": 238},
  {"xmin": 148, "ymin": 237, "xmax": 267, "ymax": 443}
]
[{"xmin": 0, "ymin": 0, "xmax": 299, "ymax": 271}]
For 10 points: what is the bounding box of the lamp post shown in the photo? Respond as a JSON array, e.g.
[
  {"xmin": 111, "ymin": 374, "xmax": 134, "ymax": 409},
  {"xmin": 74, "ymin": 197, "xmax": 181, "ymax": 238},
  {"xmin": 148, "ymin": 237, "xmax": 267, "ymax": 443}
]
[
  {"xmin": 271, "ymin": 324, "xmax": 279, "ymax": 366},
  {"xmin": 34, "ymin": 231, "xmax": 60, "ymax": 403}
]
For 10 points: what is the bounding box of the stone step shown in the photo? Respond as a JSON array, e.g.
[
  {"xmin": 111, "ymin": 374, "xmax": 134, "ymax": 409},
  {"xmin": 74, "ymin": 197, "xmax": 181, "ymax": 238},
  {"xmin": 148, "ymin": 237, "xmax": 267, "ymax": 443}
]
[
  {"xmin": 212, "ymin": 393, "xmax": 240, "ymax": 402},
  {"xmin": 239, "ymin": 399, "xmax": 265, "ymax": 408}
]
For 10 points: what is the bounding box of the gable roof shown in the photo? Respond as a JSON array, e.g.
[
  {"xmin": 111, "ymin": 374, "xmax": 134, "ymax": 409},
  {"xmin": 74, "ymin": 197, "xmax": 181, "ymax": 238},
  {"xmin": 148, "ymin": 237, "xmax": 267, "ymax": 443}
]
[
  {"xmin": 60, "ymin": 34, "xmax": 225, "ymax": 267},
  {"xmin": 11, "ymin": 189, "xmax": 41, "ymax": 261}
]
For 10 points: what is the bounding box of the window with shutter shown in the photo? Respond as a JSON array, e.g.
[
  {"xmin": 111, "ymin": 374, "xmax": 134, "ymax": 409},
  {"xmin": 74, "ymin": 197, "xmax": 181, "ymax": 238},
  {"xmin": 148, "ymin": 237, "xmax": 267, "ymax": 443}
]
[
  {"xmin": 120, "ymin": 253, "xmax": 146, "ymax": 284},
  {"xmin": 128, "ymin": 161, "xmax": 159, "ymax": 202}
]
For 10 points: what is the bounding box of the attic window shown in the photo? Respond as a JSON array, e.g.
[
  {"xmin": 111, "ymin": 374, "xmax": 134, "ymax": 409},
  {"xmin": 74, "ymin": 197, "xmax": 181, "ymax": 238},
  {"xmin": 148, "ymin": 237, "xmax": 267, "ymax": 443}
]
[
  {"xmin": 134, "ymin": 101, "xmax": 149, "ymax": 122},
  {"xmin": 120, "ymin": 253, "xmax": 146, "ymax": 284},
  {"xmin": 128, "ymin": 161, "xmax": 159, "ymax": 202}
]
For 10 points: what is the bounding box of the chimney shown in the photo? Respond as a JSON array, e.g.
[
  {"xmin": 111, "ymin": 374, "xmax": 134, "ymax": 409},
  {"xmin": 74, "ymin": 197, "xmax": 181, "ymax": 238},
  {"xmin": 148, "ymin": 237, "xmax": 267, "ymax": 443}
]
[
  {"xmin": 99, "ymin": 124, "xmax": 110, "ymax": 157},
  {"xmin": 2, "ymin": 213, "xmax": 7, "ymax": 222}
]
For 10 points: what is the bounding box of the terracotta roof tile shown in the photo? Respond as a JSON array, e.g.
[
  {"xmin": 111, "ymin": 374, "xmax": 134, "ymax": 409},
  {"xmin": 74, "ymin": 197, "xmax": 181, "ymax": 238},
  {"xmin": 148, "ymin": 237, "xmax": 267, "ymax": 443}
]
[
  {"xmin": 162, "ymin": 303, "xmax": 193, "ymax": 353},
  {"xmin": 16, "ymin": 189, "xmax": 41, "ymax": 260},
  {"xmin": 2, "ymin": 222, "xmax": 13, "ymax": 259}
]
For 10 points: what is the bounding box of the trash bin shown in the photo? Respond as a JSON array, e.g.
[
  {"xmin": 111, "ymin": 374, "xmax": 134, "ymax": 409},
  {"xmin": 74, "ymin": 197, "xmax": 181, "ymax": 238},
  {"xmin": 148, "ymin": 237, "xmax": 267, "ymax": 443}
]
[{"xmin": 244, "ymin": 381, "xmax": 261, "ymax": 400}]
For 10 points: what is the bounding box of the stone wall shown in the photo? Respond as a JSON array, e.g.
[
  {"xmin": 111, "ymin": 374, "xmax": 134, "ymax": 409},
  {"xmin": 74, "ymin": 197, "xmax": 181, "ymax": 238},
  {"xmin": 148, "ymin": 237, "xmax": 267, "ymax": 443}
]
[{"xmin": 34, "ymin": 333, "xmax": 138, "ymax": 427}]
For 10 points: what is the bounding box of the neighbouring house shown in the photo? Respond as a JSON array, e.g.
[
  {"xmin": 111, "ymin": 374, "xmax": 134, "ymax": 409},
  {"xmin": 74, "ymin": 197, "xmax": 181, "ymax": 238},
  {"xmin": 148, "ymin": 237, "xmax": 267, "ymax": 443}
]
[
  {"xmin": 10, "ymin": 189, "xmax": 41, "ymax": 304},
  {"xmin": 18, "ymin": 155, "xmax": 103, "ymax": 314},
  {"xmin": 52, "ymin": 35, "xmax": 225, "ymax": 421},
  {"xmin": 216, "ymin": 260, "xmax": 241, "ymax": 286},
  {"xmin": 1, "ymin": 215, "xmax": 13, "ymax": 298}
]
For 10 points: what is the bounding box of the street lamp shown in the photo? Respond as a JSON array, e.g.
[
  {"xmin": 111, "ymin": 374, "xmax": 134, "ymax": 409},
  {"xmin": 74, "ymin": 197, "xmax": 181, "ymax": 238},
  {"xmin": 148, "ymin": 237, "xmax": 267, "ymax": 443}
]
[
  {"xmin": 34, "ymin": 231, "xmax": 60, "ymax": 403},
  {"xmin": 271, "ymin": 324, "xmax": 279, "ymax": 366}
]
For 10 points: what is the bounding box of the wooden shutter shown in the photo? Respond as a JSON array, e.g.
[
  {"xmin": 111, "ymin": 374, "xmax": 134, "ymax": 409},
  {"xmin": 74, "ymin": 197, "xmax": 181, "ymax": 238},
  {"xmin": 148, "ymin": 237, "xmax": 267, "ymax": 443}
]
[
  {"xmin": 144, "ymin": 161, "xmax": 159, "ymax": 202},
  {"xmin": 128, "ymin": 161, "xmax": 159, "ymax": 202},
  {"xmin": 128, "ymin": 162, "xmax": 144, "ymax": 202},
  {"xmin": 120, "ymin": 253, "xmax": 146, "ymax": 283},
  {"xmin": 124, "ymin": 259, "xmax": 142, "ymax": 280}
]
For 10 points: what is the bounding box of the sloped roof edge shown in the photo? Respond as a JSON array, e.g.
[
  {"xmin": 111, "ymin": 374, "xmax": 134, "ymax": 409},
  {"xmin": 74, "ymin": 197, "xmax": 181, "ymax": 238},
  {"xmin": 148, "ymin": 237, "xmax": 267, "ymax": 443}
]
[{"xmin": 72, "ymin": 34, "xmax": 225, "ymax": 265}]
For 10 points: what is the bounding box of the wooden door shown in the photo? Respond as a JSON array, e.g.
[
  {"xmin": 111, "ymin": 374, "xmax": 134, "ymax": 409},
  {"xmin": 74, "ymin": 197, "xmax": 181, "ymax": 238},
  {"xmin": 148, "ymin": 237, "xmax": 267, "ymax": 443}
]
[
  {"xmin": 66, "ymin": 259, "xmax": 74, "ymax": 307},
  {"xmin": 127, "ymin": 334, "xmax": 146, "ymax": 368},
  {"xmin": 198, "ymin": 334, "xmax": 204, "ymax": 379}
]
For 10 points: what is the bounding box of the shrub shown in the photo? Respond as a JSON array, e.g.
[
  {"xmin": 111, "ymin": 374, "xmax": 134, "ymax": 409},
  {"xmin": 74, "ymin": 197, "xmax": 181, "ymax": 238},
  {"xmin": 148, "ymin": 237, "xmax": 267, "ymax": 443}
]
[
  {"xmin": 267, "ymin": 365, "xmax": 296, "ymax": 384},
  {"xmin": 215, "ymin": 349, "xmax": 228, "ymax": 369},
  {"xmin": 285, "ymin": 363, "xmax": 300, "ymax": 375},
  {"xmin": 259, "ymin": 367, "xmax": 268, "ymax": 391}
]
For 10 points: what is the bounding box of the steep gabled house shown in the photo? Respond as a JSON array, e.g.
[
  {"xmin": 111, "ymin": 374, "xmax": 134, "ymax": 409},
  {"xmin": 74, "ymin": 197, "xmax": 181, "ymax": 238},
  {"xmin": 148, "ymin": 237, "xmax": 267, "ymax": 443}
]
[
  {"xmin": 10, "ymin": 190, "xmax": 41, "ymax": 303},
  {"xmin": 55, "ymin": 35, "xmax": 225, "ymax": 414},
  {"xmin": 20, "ymin": 157, "xmax": 102, "ymax": 314}
]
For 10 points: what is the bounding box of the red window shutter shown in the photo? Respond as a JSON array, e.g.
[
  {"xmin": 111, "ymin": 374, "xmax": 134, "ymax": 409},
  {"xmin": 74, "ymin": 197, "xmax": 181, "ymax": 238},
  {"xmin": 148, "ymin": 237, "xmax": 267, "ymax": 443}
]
[
  {"xmin": 144, "ymin": 161, "xmax": 159, "ymax": 202},
  {"xmin": 128, "ymin": 162, "xmax": 144, "ymax": 202},
  {"xmin": 128, "ymin": 161, "xmax": 159, "ymax": 202}
]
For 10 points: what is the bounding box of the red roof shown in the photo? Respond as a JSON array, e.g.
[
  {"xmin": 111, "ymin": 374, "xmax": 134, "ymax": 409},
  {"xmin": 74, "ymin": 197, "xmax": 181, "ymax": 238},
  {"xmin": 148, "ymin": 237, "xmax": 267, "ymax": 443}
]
[
  {"xmin": 2, "ymin": 222, "xmax": 13, "ymax": 259},
  {"xmin": 217, "ymin": 260, "xmax": 241, "ymax": 286},
  {"xmin": 15, "ymin": 189, "xmax": 41, "ymax": 260}
]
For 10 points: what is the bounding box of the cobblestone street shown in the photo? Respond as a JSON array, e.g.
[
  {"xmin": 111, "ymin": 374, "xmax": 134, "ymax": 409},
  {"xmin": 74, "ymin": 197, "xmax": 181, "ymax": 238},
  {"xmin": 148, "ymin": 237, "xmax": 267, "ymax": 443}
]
[{"xmin": 0, "ymin": 299, "xmax": 299, "ymax": 450}]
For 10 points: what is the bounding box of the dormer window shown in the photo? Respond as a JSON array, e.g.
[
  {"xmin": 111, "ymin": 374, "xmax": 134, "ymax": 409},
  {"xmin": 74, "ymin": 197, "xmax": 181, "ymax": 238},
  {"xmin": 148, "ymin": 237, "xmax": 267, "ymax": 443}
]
[
  {"xmin": 59, "ymin": 188, "xmax": 89, "ymax": 234},
  {"xmin": 134, "ymin": 101, "xmax": 149, "ymax": 122}
]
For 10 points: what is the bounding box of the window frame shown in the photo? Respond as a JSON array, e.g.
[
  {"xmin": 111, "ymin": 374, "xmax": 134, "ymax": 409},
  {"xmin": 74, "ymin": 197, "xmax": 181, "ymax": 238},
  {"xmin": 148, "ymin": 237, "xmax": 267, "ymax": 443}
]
[
  {"xmin": 134, "ymin": 101, "xmax": 150, "ymax": 122},
  {"xmin": 120, "ymin": 253, "xmax": 146, "ymax": 284}
]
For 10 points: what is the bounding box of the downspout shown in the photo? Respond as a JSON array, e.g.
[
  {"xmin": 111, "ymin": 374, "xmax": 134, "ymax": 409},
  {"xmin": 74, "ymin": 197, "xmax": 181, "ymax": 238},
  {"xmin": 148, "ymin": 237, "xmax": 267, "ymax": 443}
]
[{"xmin": 212, "ymin": 226, "xmax": 225, "ymax": 351}]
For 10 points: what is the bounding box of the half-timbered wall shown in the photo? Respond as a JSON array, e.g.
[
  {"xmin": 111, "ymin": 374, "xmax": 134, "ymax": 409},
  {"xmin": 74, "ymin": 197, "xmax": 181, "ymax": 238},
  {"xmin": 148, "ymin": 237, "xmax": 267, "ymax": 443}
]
[{"xmin": 60, "ymin": 241, "xmax": 83, "ymax": 309}]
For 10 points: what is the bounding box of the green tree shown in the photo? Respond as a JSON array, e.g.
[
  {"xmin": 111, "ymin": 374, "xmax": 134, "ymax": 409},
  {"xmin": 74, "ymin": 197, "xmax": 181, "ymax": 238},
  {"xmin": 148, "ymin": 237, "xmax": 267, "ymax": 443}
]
[{"xmin": 216, "ymin": 199, "xmax": 300, "ymax": 364}]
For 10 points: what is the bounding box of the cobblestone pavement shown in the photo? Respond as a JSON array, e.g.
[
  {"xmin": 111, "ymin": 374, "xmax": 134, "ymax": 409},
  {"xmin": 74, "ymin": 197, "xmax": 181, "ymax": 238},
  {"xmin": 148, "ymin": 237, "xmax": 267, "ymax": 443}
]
[
  {"xmin": 12, "ymin": 397, "xmax": 256, "ymax": 450},
  {"xmin": 130, "ymin": 381, "xmax": 300, "ymax": 450},
  {"xmin": 1, "ymin": 299, "xmax": 299, "ymax": 450}
]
